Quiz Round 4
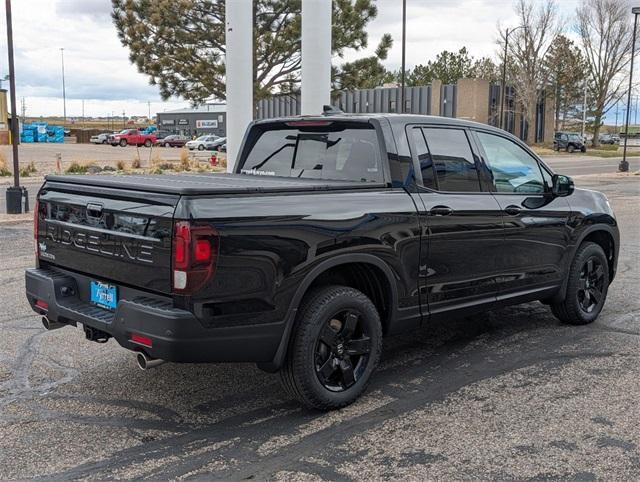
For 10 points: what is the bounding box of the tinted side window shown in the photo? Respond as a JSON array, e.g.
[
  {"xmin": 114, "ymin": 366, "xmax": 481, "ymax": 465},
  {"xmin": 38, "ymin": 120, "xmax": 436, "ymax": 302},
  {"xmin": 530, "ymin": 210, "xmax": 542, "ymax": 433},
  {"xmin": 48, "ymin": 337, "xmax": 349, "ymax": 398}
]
[
  {"xmin": 476, "ymin": 131, "xmax": 545, "ymax": 193},
  {"xmin": 410, "ymin": 127, "xmax": 435, "ymax": 188},
  {"xmin": 421, "ymin": 128, "xmax": 481, "ymax": 192}
]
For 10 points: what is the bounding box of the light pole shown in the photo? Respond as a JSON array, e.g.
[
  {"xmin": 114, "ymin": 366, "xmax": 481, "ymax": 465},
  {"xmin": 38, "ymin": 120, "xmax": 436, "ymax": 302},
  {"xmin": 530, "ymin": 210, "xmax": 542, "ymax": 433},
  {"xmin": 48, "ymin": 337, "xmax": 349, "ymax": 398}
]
[
  {"xmin": 400, "ymin": 0, "xmax": 406, "ymax": 114},
  {"xmin": 60, "ymin": 48, "xmax": 66, "ymax": 123},
  {"xmin": 499, "ymin": 26, "xmax": 526, "ymax": 131},
  {"xmin": 4, "ymin": 0, "xmax": 26, "ymax": 214},
  {"xmin": 621, "ymin": 6, "xmax": 640, "ymax": 172},
  {"xmin": 581, "ymin": 80, "xmax": 587, "ymax": 140}
]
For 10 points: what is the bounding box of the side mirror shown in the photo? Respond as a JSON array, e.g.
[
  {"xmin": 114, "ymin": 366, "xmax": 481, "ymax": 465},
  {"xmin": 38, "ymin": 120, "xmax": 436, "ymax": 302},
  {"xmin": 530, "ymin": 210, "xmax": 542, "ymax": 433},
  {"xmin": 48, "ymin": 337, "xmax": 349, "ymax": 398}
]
[{"xmin": 552, "ymin": 174, "xmax": 574, "ymax": 197}]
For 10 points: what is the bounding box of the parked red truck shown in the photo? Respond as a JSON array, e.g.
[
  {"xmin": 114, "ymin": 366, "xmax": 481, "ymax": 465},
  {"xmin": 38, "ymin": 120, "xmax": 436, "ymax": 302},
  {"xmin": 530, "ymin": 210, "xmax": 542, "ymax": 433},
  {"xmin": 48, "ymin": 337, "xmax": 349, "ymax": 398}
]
[{"xmin": 109, "ymin": 129, "xmax": 156, "ymax": 147}]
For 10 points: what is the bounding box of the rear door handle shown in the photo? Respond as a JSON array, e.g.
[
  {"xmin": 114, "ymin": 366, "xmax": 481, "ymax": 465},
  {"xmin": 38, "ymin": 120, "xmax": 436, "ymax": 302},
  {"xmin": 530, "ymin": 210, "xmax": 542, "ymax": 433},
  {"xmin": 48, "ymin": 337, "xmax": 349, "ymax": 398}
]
[
  {"xmin": 504, "ymin": 205, "xmax": 522, "ymax": 216},
  {"xmin": 429, "ymin": 205, "xmax": 453, "ymax": 216}
]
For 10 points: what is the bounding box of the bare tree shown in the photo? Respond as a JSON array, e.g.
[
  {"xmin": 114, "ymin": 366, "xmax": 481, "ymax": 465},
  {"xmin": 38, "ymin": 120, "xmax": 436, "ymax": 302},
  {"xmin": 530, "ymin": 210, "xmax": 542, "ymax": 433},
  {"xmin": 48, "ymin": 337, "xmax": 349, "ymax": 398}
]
[
  {"xmin": 576, "ymin": 0, "xmax": 633, "ymax": 146},
  {"xmin": 501, "ymin": 0, "xmax": 561, "ymax": 144}
]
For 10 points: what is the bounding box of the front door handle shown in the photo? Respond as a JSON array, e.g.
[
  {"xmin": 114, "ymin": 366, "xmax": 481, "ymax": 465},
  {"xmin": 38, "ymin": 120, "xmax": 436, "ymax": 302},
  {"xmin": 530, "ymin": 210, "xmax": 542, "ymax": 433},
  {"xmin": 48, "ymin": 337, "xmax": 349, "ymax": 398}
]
[
  {"xmin": 504, "ymin": 205, "xmax": 522, "ymax": 216},
  {"xmin": 429, "ymin": 205, "xmax": 453, "ymax": 216}
]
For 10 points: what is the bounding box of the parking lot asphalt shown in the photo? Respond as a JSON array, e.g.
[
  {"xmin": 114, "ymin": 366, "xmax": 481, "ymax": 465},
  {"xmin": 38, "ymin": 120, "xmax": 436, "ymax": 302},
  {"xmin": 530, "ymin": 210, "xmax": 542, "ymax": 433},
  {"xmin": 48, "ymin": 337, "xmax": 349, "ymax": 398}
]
[{"xmin": 0, "ymin": 176, "xmax": 639, "ymax": 479}]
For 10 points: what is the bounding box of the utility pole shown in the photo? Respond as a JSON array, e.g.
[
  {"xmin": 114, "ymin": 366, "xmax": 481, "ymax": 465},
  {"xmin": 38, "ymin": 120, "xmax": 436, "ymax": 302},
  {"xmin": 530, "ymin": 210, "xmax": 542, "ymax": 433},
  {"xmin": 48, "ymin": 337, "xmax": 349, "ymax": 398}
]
[
  {"xmin": 499, "ymin": 26, "xmax": 526, "ymax": 131},
  {"xmin": 147, "ymin": 101, "xmax": 151, "ymax": 124},
  {"xmin": 122, "ymin": 110, "xmax": 125, "ymax": 129},
  {"xmin": 400, "ymin": 0, "xmax": 406, "ymax": 114},
  {"xmin": 60, "ymin": 48, "xmax": 66, "ymax": 123},
  {"xmin": 81, "ymin": 99, "xmax": 85, "ymax": 129},
  {"xmin": 20, "ymin": 96, "xmax": 25, "ymax": 121},
  {"xmin": 581, "ymin": 81, "xmax": 587, "ymax": 140},
  {"xmin": 5, "ymin": 0, "xmax": 26, "ymax": 214},
  {"xmin": 621, "ymin": 7, "xmax": 640, "ymax": 172}
]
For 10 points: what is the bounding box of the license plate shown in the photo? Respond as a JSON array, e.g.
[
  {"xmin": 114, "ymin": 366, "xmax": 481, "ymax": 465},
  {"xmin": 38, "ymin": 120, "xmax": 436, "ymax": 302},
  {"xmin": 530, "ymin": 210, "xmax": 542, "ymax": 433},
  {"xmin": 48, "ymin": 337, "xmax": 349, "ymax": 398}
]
[{"xmin": 90, "ymin": 281, "xmax": 117, "ymax": 310}]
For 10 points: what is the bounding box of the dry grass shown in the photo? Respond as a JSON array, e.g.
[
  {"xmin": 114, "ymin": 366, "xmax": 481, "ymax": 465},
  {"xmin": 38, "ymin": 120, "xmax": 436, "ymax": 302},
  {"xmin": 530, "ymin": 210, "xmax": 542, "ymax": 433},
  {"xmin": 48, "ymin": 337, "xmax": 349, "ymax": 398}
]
[
  {"xmin": 217, "ymin": 153, "xmax": 227, "ymax": 169},
  {"xmin": 131, "ymin": 158, "xmax": 141, "ymax": 169},
  {"xmin": 65, "ymin": 162, "xmax": 90, "ymax": 174},
  {"xmin": 0, "ymin": 153, "xmax": 11, "ymax": 176},
  {"xmin": 19, "ymin": 161, "xmax": 37, "ymax": 177},
  {"xmin": 116, "ymin": 160, "xmax": 127, "ymax": 171},
  {"xmin": 179, "ymin": 148, "xmax": 191, "ymax": 171}
]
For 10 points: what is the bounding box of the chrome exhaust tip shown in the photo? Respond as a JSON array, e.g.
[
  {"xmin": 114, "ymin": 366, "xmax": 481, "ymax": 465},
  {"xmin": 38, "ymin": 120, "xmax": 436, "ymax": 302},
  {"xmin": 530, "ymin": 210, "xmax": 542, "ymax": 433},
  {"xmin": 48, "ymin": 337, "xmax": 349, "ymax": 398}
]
[
  {"xmin": 41, "ymin": 316, "xmax": 65, "ymax": 331},
  {"xmin": 136, "ymin": 352, "xmax": 166, "ymax": 370}
]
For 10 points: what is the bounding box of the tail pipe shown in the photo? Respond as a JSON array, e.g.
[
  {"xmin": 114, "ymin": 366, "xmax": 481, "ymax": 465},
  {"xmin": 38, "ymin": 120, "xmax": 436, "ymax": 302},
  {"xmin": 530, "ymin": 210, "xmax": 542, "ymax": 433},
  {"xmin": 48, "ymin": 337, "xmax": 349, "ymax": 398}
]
[
  {"xmin": 136, "ymin": 352, "xmax": 166, "ymax": 370},
  {"xmin": 41, "ymin": 316, "xmax": 66, "ymax": 331}
]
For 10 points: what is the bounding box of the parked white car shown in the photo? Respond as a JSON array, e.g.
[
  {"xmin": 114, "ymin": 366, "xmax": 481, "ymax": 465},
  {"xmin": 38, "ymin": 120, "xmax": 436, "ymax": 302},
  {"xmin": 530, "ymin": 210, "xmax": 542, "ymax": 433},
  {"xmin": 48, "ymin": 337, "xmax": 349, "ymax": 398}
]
[{"xmin": 186, "ymin": 135, "xmax": 219, "ymax": 151}]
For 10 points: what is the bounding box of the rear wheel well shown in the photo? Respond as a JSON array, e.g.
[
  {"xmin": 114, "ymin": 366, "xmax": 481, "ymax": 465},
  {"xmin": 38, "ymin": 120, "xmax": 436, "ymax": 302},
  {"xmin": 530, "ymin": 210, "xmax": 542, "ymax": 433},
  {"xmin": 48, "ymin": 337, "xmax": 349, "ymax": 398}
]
[
  {"xmin": 581, "ymin": 230, "xmax": 615, "ymax": 282},
  {"xmin": 307, "ymin": 262, "xmax": 392, "ymax": 333}
]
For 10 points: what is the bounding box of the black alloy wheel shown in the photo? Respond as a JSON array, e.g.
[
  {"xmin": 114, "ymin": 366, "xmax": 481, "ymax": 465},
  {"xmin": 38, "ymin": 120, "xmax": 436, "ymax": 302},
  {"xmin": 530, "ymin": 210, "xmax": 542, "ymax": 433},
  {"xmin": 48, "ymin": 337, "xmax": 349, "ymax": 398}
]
[
  {"xmin": 314, "ymin": 310, "xmax": 371, "ymax": 392},
  {"xmin": 279, "ymin": 285, "xmax": 382, "ymax": 410},
  {"xmin": 577, "ymin": 256, "xmax": 605, "ymax": 314},
  {"xmin": 551, "ymin": 242, "xmax": 609, "ymax": 325}
]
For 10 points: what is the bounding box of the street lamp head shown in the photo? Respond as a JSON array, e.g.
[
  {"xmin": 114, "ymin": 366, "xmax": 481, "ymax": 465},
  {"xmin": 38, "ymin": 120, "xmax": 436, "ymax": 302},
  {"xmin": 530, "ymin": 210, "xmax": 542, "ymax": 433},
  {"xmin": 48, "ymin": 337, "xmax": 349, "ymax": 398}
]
[{"xmin": 633, "ymin": 7, "xmax": 640, "ymax": 14}]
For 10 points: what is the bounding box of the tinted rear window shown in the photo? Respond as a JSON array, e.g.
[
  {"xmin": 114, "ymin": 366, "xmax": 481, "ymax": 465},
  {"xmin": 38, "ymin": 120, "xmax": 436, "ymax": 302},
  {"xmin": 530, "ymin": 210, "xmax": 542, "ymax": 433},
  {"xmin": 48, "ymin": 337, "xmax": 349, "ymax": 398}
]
[{"xmin": 239, "ymin": 122, "xmax": 383, "ymax": 183}]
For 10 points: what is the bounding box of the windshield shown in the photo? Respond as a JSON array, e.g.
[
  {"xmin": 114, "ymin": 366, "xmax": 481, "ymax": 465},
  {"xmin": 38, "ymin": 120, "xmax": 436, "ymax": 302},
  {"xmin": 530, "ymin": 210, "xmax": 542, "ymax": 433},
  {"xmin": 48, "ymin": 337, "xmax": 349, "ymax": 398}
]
[
  {"xmin": 196, "ymin": 135, "xmax": 208, "ymax": 141},
  {"xmin": 239, "ymin": 122, "xmax": 383, "ymax": 183},
  {"xmin": 568, "ymin": 134, "xmax": 582, "ymax": 141}
]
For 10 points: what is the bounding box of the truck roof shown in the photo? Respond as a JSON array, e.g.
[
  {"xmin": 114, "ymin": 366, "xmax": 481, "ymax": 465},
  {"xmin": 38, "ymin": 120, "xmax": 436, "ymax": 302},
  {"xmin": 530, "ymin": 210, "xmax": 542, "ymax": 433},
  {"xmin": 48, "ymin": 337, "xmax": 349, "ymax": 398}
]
[{"xmin": 252, "ymin": 112, "xmax": 507, "ymax": 134}]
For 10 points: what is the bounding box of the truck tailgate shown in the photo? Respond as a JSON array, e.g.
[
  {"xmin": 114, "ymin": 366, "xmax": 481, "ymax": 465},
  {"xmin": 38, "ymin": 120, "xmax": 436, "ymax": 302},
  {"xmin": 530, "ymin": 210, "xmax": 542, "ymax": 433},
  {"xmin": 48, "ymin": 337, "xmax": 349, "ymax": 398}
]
[{"xmin": 37, "ymin": 182, "xmax": 178, "ymax": 294}]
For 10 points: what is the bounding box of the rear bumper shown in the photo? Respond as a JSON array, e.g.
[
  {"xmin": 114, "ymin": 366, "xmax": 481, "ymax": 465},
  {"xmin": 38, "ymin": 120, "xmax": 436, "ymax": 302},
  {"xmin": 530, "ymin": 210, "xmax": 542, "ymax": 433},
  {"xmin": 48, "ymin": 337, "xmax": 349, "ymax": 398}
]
[{"xmin": 25, "ymin": 267, "xmax": 286, "ymax": 364}]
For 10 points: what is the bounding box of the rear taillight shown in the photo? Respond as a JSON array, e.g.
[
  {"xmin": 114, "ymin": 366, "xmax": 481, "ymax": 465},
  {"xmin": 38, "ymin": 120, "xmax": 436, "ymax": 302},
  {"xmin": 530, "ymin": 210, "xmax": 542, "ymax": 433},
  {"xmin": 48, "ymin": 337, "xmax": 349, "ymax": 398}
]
[{"xmin": 172, "ymin": 221, "xmax": 219, "ymax": 294}]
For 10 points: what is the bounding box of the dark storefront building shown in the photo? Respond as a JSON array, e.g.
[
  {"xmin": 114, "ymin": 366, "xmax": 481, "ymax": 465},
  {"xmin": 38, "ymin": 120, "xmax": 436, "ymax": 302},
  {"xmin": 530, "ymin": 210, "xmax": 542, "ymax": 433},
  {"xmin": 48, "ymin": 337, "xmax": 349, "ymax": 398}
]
[{"xmin": 156, "ymin": 104, "xmax": 226, "ymax": 138}]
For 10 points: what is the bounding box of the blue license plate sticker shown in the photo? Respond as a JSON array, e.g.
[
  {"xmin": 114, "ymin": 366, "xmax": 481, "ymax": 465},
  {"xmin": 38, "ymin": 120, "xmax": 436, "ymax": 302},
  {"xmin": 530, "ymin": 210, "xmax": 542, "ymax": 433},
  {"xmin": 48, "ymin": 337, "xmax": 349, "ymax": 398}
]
[{"xmin": 90, "ymin": 281, "xmax": 117, "ymax": 310}]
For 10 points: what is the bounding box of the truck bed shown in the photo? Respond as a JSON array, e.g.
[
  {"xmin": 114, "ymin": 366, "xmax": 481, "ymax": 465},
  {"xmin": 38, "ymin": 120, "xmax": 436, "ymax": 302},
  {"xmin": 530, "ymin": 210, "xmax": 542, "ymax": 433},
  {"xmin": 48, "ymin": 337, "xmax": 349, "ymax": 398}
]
[{"xmin": 44, "ymin": 173, "xmax": 386, "ymax": 195}]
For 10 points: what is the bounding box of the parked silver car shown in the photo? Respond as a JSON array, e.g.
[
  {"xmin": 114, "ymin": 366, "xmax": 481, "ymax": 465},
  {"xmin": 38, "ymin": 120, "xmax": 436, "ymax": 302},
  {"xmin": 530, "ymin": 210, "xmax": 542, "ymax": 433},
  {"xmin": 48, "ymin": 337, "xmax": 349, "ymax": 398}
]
[
  {"xmin": 204, "ymin": 137, "xmax": 226, "ymax": 151},
  {"xmin": 186, "ymin": 135, "xmax": 219, "ymax": 151},
  {"xmin": 90, "ymin": 132, "xmax": 112, "ymax": 144}
]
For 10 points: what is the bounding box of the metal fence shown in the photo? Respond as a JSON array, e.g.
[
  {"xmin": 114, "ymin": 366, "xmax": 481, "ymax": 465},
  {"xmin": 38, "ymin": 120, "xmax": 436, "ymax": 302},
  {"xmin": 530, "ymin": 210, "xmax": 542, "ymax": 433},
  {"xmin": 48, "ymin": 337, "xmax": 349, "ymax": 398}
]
[
  {"xmin": 256, "ymin": 82, "xmax": 549, "ymax": 144},
  {"xmin": 256, "ymin": 85, "xmax": 433, "ymax": 119}
]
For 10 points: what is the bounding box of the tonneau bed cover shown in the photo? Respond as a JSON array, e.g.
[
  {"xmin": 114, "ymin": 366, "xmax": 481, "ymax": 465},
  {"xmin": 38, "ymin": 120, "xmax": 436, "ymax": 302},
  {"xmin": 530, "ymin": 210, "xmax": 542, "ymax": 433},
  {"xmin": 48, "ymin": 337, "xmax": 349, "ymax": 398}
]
[{"xmin": 44, "ymin": 173, "xmax": 386, "ymax": 195}]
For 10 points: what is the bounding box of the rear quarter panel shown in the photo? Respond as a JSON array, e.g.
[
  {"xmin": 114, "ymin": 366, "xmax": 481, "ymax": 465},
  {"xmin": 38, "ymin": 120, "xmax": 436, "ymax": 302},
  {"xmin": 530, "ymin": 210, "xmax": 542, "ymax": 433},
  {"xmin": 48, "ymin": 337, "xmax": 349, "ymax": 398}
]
[{"xmin": 177, "ymin": 188, "xmax": 422, "ymax": 328}]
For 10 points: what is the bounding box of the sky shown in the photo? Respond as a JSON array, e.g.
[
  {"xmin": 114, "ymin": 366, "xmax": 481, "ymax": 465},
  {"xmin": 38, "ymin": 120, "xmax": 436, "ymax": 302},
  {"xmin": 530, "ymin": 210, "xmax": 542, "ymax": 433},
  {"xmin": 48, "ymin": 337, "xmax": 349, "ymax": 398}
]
[{"xmin": 0, "ymin": 0, "xmax": 606, "ymax": 120}]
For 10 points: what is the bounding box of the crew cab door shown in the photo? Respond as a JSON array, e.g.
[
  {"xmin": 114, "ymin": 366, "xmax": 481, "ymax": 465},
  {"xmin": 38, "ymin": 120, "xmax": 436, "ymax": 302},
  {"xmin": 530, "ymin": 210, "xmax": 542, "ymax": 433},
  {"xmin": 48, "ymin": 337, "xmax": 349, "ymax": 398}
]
[
  {"xmin": 407, "ymin": 125, "xmax": 504, "ymax": 319},
  {"xmin": 471, "ymin": 129, "xmax": 572, "ymax": 300}
]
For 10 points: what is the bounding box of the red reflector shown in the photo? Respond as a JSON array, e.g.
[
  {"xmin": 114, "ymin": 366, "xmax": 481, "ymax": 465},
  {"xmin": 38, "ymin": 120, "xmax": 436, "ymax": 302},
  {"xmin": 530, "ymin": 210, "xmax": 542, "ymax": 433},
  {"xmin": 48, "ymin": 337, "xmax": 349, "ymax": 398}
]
[
  {"xmin": 285, "ymin": 120, "xmax": 332, "ymax": 127},
  {"xmin": 194, "ymin": 239, "xmax": 211, "ymax": 262},
  {"xmin": 35, "ymin": 299, "xmax": 48, "ymax": 310},
  {"xmin": 131, "ymin": 333, "xmax": 152, "ymax": 347},
  {"xmin": 174, "ymin": 238, "xmax": 186, "ymax": 264}
]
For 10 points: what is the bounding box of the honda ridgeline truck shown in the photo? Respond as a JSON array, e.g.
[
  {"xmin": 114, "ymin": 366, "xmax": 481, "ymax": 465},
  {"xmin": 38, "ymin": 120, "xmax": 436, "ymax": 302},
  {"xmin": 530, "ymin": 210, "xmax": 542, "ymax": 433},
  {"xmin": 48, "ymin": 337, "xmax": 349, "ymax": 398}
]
[{"xmin": 26, "ymin": 113, "xmax": 619, "ymax": 410}]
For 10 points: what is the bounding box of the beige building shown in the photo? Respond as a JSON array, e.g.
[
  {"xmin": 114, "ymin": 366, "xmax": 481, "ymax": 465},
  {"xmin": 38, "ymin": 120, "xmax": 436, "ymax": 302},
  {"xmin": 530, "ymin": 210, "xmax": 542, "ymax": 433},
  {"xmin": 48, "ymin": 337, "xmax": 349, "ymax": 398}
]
[{"xmin": 257, "ymin": 78, "xmax": 556, "ymax": 144}]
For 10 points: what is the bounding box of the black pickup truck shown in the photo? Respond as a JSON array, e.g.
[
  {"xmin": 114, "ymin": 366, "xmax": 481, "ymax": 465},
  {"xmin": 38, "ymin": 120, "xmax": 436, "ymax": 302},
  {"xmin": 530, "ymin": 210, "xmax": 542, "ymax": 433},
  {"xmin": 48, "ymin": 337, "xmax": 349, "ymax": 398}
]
[{"xmin": 26, "ymin": 114, "xmax": 619, "ymax": 410}]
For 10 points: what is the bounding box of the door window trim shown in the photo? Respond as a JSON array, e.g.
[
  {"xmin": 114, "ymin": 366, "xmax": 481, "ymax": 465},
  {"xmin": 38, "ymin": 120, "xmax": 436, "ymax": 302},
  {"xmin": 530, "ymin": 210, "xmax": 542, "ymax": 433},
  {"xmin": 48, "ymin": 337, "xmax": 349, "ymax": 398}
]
[{"xmin": 404, "ymin": 123, "xmax": 493, "ymax": 195}]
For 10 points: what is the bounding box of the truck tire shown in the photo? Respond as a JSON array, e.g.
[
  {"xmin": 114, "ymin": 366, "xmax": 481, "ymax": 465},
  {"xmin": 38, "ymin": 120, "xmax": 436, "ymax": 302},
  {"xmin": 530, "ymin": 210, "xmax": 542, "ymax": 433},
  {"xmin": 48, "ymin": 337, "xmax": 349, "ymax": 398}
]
[
  {"xmin": 144, "ymin": 139, "xmax": 152, "ymax": 148},
  {"xmin": 279, "ymin": 285, "xmax": 382, "ymax": 410},
  {"xmin": 568, "ymin": 144, "xmax": 575, "ymax": 153},
  {"xmin": 551, "ymin": 242, "xmax": 609, "ymax": 325},
  {"xmin": 119, "ymin": 139, "xmax": 128, "ymax": 147}
]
